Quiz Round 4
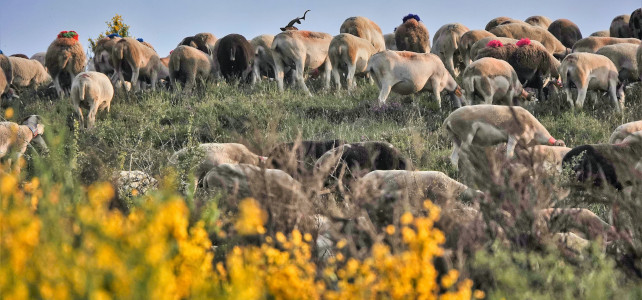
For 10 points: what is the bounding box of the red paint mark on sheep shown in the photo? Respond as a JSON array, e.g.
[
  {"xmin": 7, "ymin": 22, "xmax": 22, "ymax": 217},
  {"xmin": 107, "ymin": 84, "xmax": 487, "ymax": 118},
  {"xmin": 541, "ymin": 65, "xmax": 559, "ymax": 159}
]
[
  {"xmin": 486, "ymin": 40, "xmax": 503, "ymax": 48},
  {"xmin": 516, "ymin": 38, "xmax": 531, "ymax": 47}
]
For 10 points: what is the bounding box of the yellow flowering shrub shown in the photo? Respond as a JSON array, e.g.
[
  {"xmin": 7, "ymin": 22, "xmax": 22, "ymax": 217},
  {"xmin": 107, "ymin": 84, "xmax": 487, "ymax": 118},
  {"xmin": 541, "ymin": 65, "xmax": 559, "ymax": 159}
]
[{"xmin": 0, "ymin": 166, "xmax": 474, "ymax": 299}]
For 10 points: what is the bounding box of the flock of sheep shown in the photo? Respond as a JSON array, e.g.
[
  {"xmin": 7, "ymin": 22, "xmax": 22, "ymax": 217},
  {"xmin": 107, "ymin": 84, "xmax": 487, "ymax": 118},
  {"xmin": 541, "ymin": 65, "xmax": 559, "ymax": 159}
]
[{"xmin": 1, "ymin": 9, "xmax": 642, "ymax": 257}]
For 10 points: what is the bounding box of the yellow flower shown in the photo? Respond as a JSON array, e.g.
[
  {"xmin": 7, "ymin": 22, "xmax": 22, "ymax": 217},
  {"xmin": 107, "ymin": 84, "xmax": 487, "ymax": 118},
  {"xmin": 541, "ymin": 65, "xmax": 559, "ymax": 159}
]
[
  {"xmin": 400, "ymin": 212, "xmax": 413, "ymax": 225},
  {"xmin": 385, "ymin": 225, "xmax": 396, "ymax": 235},
  {"xmin": 474, "ymin": 289, "xmax": 486, "ymax": 299},
  {"xmin": 4, "ymin": 107, "xmax": 14, "ymax": 119},
  {"xmin": 235, "ymin": 198, "xmax": 267, "ymax": 235}
]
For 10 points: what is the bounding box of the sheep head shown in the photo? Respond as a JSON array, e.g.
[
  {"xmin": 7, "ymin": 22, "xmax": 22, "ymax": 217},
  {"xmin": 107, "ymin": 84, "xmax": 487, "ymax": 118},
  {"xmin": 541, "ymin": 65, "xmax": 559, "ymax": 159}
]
[{"xmin": 280, "ymin": 10, "xmax": 311, "ymax": 32}]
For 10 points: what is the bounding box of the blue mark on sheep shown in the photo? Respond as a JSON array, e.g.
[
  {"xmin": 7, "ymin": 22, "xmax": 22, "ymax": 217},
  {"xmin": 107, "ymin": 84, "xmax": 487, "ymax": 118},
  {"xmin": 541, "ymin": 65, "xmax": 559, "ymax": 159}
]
[
  {"xmin": 137, "ymin": 38, "xmax": 144, "ymax": 42},
  {"xmin": 402, "ymin": 14, "xmax": 420, "ymax": 23},
  {"xmin": 107, "ymin": 33, "xmax": 121, "ymax": 38},
  {"xmin": 0, "ymin": 50, "xmax": 3, "ymax": 54}
]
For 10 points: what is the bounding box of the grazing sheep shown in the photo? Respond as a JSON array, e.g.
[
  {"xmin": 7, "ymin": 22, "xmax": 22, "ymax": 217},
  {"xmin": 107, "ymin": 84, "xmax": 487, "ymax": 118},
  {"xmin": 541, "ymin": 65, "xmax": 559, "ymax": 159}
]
[
  {"xmin": 514, "ymin": 145, "xmax": 573, "ymax": 172},
  {"xmin": 384, "ymin": 33, "xmax": 397, "ymax": 50},
  {"xmin": 395, "ymin": 14, "xmax": 431, "ymax": 53},
  {"xmin": 459, "ymin": 30, "xmax": 495, "ymax": 67},
  {"xmin": 0, "ymin": 115, "xmax": 47, "ymax": 165},
  {"xmin": 168, "ymin": 45, "xmax": 216, "ymax": 92},
  {"xmin": 356, "ymin": 170, "xmax": 483, "ymax": 207},
  {"xmin": 443, "ymin": 104, "xmax": 565, "ymax": 167},
  {"xmin": 216, "ymin": 34, "xmax": 254, "ymax": 82},
  {"xmin": 461, "ymin": 57, "xmax": 530, "ymax": 105},
  {"xmin": 490, "ymin": 23, "xmax": 569, "ymax": 58},
  {"xmin": 339, "ymin": 16, "xmax": 386, "ymax": 52},
  {"xmin": 93, "ymin": 35, "xmax": 121, "ymax": 79},
  {"xmin": 271, "ymin": 30, "xmax": 333, "ymax": 95},
  {"xmin": 8, "ymin": 56, "xmax": 52, "ymax": 89},
  {"xmin": 609, "ymin": 120, "xmax": 642, "ymax": 143},
  {"xmin": 178, "ymin": 32, "xmax": 217, "ymax": 54},
  {"xmin": 610, "ymin": 14, "xmax": 632, "ymax": 38},
  {"xmin": 476, "ymin": 39, "xmax": 561, "ymax": 100},
  {"xmin": 540, "ymin": 208, "xmax": 617, "ymax": 245},
  {"xmin": 45, "ymin": 31, "xmax": 86, "ymax": 96},
  {"xmin": 469, "ymin": 36, "xmax": 546, "ymax": 63},
  {"xmin": 525, "ymin": 15, "xmax": 553, "ymax": 28},
  {"xmin": 572, "ymin": 36, "xmax": 640, "ymax": 53},
  {"xmin": 0, "ymin": 54, "xmax": 13, "ymax": 99},
  {"xmin": 267, "ymin": 139, "xmax": 345, "ymax": 178},
  {"xmin": 485, "ymin": 16, "xmax": 513, "ymax": 31},
  {"xmin": 560, "ymin": 52, "xmax": 624, "ymax": 111},
  {"xmin": 367, "ymin": 50, "xmax": 465, "ymax": 107},
  {"xmin": 70, "ymin": 71, "xmax": 114, "ymax": 128},
  {"xmin": 431, "ymin": 23, "xmax": 470, "ymax": 77},
  {"xmin": 548, "ymin": 19, "xmax": 583, "ymax": 49},
  {"xmin": 30, "ymin": 52, "xmax": 46, "ymax": 67},
  {"xmin": 590, "ymin": 30, "xmax": 610, "ymax": 37},
  {"xmin": 328, "ymin": 33, "xmax": 377, "ymax": 91},
  {"xmin": 111, "ymin": 37, "xmax": 166, "ymax": 91},
  {"xmin": 169, "ymin": 143, "xmax": 266, "ymax": 186},
  {"xmin": 630, "ymin": 8, "xmax": 642, "ymax": 39},
  {"xmin": 595, "ymin": 43, "xmax": 639, "ymax": 83},
  {"xmin": 250, "ymin": 34, "xmax": 275, "ymax": 85}
]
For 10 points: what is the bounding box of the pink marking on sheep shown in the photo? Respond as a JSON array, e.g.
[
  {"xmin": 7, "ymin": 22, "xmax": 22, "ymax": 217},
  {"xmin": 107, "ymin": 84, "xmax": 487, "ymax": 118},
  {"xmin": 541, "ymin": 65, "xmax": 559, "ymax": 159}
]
[
  {"xmin": 486, "ymin": 40, "xmax": 504, "ymax": 48},
  {"xmin": 516, "ymin": 38, "xmax": 531, "ymax": 47}
]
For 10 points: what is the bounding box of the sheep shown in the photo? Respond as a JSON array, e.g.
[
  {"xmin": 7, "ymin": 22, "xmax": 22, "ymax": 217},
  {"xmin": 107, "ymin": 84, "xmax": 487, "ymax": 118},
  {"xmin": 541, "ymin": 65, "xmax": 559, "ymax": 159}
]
[
  {"xmin": 459, "ymin": 29, "xmax": 495, "ymax": 67},
  {"xmin": 560, "ymin": 52, "xmax": 624, "ymax": 111},
  {"xmin": 475, "ymin": 39, "xmax": 561, "ymax": 101},
  {"xmin": 572, "ymin": 36, "xmax": 641, "ymax": 53},
  {"xmin": 367, "ymin": 50, "xmax": 465, "ymax": 107},
  {"xmin": 431, "ymin": 23, "xmax": 470, "ymax": 77},
  {"xmin": 525, "ymin": 15, "xmax": 553, "ymax": 28},
  {"xmin": 30, "ymin": 52, "xmax": 46, "ymax": 67},
  {"xmin": 93, "ymin": 34, "xmax": 121, "ymax": 79},
  {"xmin": 45, "ymin": 31, "xmax": 86, "ymax": 96},
  {"xmin": 266, "ymin": 139, "xmax": 345, "ymax": 178},
  {"xmin": 70, "ymin": 71, "xmax": 114, "ymax": 129},
  {"xmin": 8, "ymin": 56, "xmax": 52, "ymax": 89},
  {"xmin": 548, "ymin": 19, "xmax": 583, "ymax": 49},
  {"xmin": 490, "ymin": 23, "xmax": 569, "ymax": 58},
  {"xmin": 630, "ymin": 8, "xmax": 642, "ymax": 39},
  {"xmin": 271, "ymin": 30, "xmax": 333, "ymax": 95},
  {"xmin": 250, "ymin": 34, "xmax": 276, "ymax": 85},
  {"xmin": 394, "ymin": 14, "xmax": 430, "ymax": 53},
  {"xmin": 595, "ymin": 43, "xmax": 639, "ymax": 83},
  {"xmin": 461, "ymin": 57, "xmax": 531, "ymax": 105},
  {"xmin": 0, "ymin": 115, "xmax": 47, "ymax": 166},
  {"xmin": 216, "ymin": 34, "xmax": 254, "ymax": 82},
  {"xmin": 169, "ymin": 143, "xmax": 266, "ymax": 187},
  {"xmin": 384, "ymin": 33, "xmax": 397, "ymax": 50},
  {"xmin": 0, "ymin": 54, "xmax": 13, "ymax": 99},
  {"xmin": 111, "ymin": 37, "xmax": 166, "ymax": 91},
  {"xmin": 485, "ymin": 16, "xmax": 513, "ymax": 31},
  {"xmin": 355, "ymin": 170, "xmax": 483, "ymax": 207},
  {"xmin": 178, "ymin": 32, "xmax": 217, "ymax": 54},
  {"xmin": 339, "ymin": 16, "xmax": 386, "ymax": 52},
  {"xmin": 590, "ymin": 30, "xmax": 610, "ymax": 37},
  {"xmin": 469, "ymin": 36, "xmax": 546, "ymax": 64},
  {"xmin": 514, "ymin": 144, "xmax": 573, "ymax": 173},
  {"xmin": 610, "ymin": 14, "xmax": 632, "ymax": 38},
  {"xmin": 168, "ymin": 45, "xmax": 216, "ymax": 93},
  {"xmin": 328, "ymin": 33, "xmax": 377, "ymax": 91},
  {"xmin": 443, "ymin": 104, "xmax": 565, "ymax": 167},
  {"xmin": 608, "ymin": 120, "xmax": 642, "ymax": 143}
]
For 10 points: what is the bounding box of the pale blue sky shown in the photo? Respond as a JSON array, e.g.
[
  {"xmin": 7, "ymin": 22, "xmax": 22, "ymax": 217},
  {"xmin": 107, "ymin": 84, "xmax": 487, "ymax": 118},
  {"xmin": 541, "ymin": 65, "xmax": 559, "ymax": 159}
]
[{"xmin": 0, "ymin": 0, "xmax": 640, "ymax": 57}]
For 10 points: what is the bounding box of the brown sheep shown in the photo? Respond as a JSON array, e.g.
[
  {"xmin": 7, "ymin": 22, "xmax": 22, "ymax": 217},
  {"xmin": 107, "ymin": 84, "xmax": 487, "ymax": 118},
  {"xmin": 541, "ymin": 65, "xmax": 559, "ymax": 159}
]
[
  {"xmin": 0, "ymin": 115, "xmax": 47, "ymax": 166},
  {"xmin": 560, "ymin": 52, "xmax": 623, "ymax": 111},
  {"xmin": 460, "ymin": 29, "xmax": 495, "ymax": 67},
  {"xmin": 485, "ymin": 16, "xmax": 513, "ymax": 31},
  {"xmin": 45, "ymin": 31, "xmax": 86, "ymax": 97},
  {"xmin": 169, "ymin": 45, "xmax": 216, "ymax": 92},
  {"xmin": 548, "ymin": 19, "xmax": 583, "ymax": 49},
  {"xmin": 178, "ymin": 32, "xmax": 217, "ymax": 54},
  {"xmin": 572, "ymin": 36, "xmax": 641, "ymax": 53},
  {"xmin": 395, "ymin": 14, "xmax": 430, "ymax": 53},
  {"xmin": 461, "ymin": 57, "xmax": 530, "ymax": 105},
  {"xmin": 431, "ymin": 23, "xmax": 470, "ymax": 77},
  {"xmin": 630, "ymin": 8, "xmax": 642, "ymax": 39},
  {"xmin": 595, "ymin": 43, "xmax": 639, "ymax": 83},
  {"xmin": 8, "ymin": 56, "xmax": 52, "ymax": 90},
  {"xmin": 525, "ymin": 15, "xmax": 553, "ymax": 28},
  {"xmin": 250, "ymin": 34, "xmax": 275, "ymax": 85},
  {"xmin": 490, "ymin": 23, "xmax": 569, "ymax": 58},
  {"xmin": 610, "ymin": 14, "xmax": 632, "ymax": 38},
  {"xmin": 470, "ymin": 36, "xmax": 546, "ymax": 63},
  {"xmin": 93, "ymin": 35, "xmax": 121, "ymax": 79},
  {"xmin": 111, "ymin": 37, "xmax": 166, "ymax": 91},
  {"xmin": 339, "ymin": 16, "xmax": 386, "ymax": 52},
  {"xmin": 328, "ymin": 33, "xmax": 377, "ymax": 91}
]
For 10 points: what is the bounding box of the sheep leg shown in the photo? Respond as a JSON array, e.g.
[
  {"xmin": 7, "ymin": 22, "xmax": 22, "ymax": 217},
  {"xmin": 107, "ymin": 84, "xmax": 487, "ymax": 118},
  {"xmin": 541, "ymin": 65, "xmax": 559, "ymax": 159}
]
[
  {"xmin": 53, "ymin": 76, "xmax": 64, "ymax": 98},
  {"xmin": 445, "ymin": 53, "xmax": 456, "ymax": 78},
  {"xmin": 575, "ymin": 87, "xmax": 588, "ymax": 110},
  {"xmin": 75, "ymin": 105, "xmax": 85, "ymax": 128},
  {"xmin": 131, "ymin": 66, "xmax": 140, "ymax": 92},
  {"xmin": 506, "ymin": 136, "xmax": 518, "ymax": 158},
  {"xmin": 608, "ymin": 79, "xmax": 623, "ymax": 112},
  {"xmin": 450, "ymin": 143, "xmax": 460, "ymax": 168},
  {"xmin": 376, "ymin": 79, "xmax": 393, "ymax": 105},
  {"xmin": 295, "ymin": 61, "xmax": 312, "ymax": 96},
  {"xmin": 251, "ymin": 62, "xmax": 260, "ymax": 86},
  {"xmin": 274, "ymin": 57, "xmax": 285, "ymax": 92},
  {"xmin": 87, "ymin": 103, "xmax": 98, "ymax": 129},
  {"xmin": 331, "ymin": 61, "xmax": 341, "ymax": 91},
  {"xmin": 431, "ymin": 79, "xmax": 442, "ymax": 109},
  {"xmin": 346, "ymin": 63, "xmax": 357, "ymax": 91},
  {"xmin": 322, "ymin": 58, "xmax": 332, "ymax": 91},
  {"xmin": 150, "ymin": 71, "xmax": 158, "ymax": 91}
]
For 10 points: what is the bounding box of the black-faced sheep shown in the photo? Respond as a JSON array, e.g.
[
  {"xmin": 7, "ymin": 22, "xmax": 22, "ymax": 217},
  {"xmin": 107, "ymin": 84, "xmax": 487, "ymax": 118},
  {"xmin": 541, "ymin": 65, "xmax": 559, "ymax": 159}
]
[
  {"xmin": 70, "ymin": 71, "xmax": 114, "ymax": 128},
  {"xmin": 328, "ymin": 33, "xmax": 377, "ymax": 91},
  {"xmin": 490, "ymin": 23, "xmax": 569, "ymax": 58},
  {"xmin": 216, "ymin": 34, "xmax": 254, "ymax": 82},
  {"xmin": 572, "ymin": 36, "xmax": 641, "ymax": 53},
  {"xmin": 595, "ymin": 43, "xmax": 639, "ymax": 83},
  {"xmin": 395, "ymin": 14, "xmax": 430, "ymax": 53},
  {"xmin": 630, "ymin": 8, "xmax": 642, "ymax": 39},
  {"xmin": 367, "ymin": 50, "xmax": 465, "ymax": 107},
  {"xmin": 45, "ymin": 31, "xmax": 86, "ymax": 96},
  {"xmin": 610, "ymin": 14, "xmax": 632, "ymax": 38},
  {"xmin": 250, "ymin": 34, "xmax": 276, "ymax": 85},
  {"xmin": 525, "ymin": 15, "xmax": 553, "ymax": 28},
  {"xmin": 339, "ymin": 16, "xmax": 386, "ymax": 52},
  {"xmin": 461, "ymin": 57, "xmax": 530, "ymax": 105},
  {"xmin": 266, "ymin": 139, "xmax": 346, "ymax": 178},
  {"xmin": 609, "ymin": 120, "xmax": 642, "ymax": 144},
  {"xmin": 111, "ymin": 37, "xmax": 166, "ymax": 91},
  {"xmin": 168, "ymin": 45, "xmax": 216, "ymax": 93},
  {"xmin": 560, "ymin": 52, "xmax": 624, "ymax": 111},
  {"xmin": 548, "ymin": 19, "xmax": 583, "ymax": 49},
  {"xmin": 8, "ymin": 56, "xmax": 52, "ymax": 90},
  {"xmin": 431, "ymin": 23, "xmax": 470, "ymax": 77},
  {"xmin": 459, "ymin": 29, "xmax": 495, "ymax": 67}
]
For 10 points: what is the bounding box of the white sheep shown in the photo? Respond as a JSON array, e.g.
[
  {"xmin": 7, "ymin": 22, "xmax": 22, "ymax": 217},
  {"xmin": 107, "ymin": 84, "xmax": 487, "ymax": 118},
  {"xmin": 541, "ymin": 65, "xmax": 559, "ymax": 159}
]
[
  {"xmin": 443, "ymin": 104, "xmax": 565, "ymax": 167},
  {"xmin": 572, "ymin": 36, "xmax": 640, "ymax": 53},
  {"xmin": 70, "ymin": 71, "xmax": 114, "ymax": 129},
  {"xmin": 328, "ymin": 33, "xmax": 377, "ymax": 91},
  {"xmin": 339, "ymin": 16, "xmax": 386, "ymax": 52},
  {"xmin": 384, "ymin": 33, "xmax": 397, "ymax": 50},
  {"xmin": 560, "ymin": 52, "xmax": 624, "ymax": 111},
  {"xmin": 595, "ymin": 43, "xmax": 639, "ymax": 83},
  {"xmin": 8, "ymin": 56, "xmax": 52, "ymax": 89},
  {"xmin": 609, "ymin": 120, "xmax": 642, "ymax": 143},
  {"xmin": 431, "ymin": 23, "xmax": 470, "ymax": 77},
  {"xmin": 461, "ymin": 57, "xmax": 530, "ymax": 105},
  {"xmin": 30, "ymin": 52, "xmax": 46, "ymax": 67},
  {"xmin": 250, "ymin": 34, "xmax": 275, "ymax": 85},
  {"xmin": 459, "ymin": 29, "xmax": 495, "ymax": 67},
  {"xmin": 0, "ymin": 115, "xmax": 47, "ymax": 166}
]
